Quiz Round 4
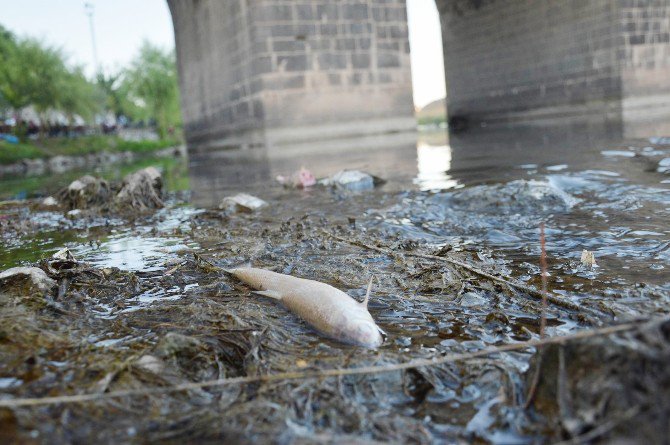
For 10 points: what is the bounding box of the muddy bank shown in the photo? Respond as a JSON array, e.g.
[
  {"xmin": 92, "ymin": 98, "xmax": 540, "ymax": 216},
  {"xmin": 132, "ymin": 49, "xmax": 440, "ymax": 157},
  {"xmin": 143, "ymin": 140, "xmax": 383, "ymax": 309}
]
[
  {"xmin": 1, "ymin": 130, "xmax": 670, "ymax": 443},
  {"xmin": 1, "ymin": 185, "xmax": 669, "ymax": 444}
]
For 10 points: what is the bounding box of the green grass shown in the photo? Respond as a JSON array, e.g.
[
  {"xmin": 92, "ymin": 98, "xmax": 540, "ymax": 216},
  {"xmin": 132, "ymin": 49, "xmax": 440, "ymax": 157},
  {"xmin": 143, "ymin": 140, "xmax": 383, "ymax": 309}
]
[
  {"xmin": 0, "ymin": 135, "xmax": 181, "ymax": 165},
  {"xmin": 0, "ymin": 141, "xmax": 46, "ymax": 164}
]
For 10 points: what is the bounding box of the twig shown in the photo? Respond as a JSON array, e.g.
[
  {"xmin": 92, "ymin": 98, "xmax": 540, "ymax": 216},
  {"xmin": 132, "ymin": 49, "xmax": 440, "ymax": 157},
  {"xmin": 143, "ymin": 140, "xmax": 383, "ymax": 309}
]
[
  {"xmin": 321, "ymin": 230, "xmax": 600, "ymax": 317},
  {"xmin": 539, "ymin": 222, "xmax": 549, "ymax": 337},
  {"xmin": 0, "ymin": 317, "xmax": 661, "ymax": 408},
  {"xmin": 524, "ymin": 222, "xmax": 549, "ymax": 409}
]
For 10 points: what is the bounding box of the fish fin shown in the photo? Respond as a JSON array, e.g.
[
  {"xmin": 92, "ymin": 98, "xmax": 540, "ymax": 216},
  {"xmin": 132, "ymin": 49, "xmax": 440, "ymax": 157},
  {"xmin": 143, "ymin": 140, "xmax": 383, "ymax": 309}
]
[
  {"xmin": 253, "ymin": 290, "xmax": 282, "ymax": 300},
  {"xmin": 361, "ymin": 276, "xmax": 374, "ymax": 308},
  {"xmin": 377, "ymin": 325, "xmax": 387, "ymax": 340}
]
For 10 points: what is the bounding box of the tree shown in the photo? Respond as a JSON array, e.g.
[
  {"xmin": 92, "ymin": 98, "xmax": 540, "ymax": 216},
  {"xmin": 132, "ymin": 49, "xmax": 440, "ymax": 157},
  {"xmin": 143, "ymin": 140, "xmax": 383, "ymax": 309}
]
[
  {"xmin": 59, "ymin": 67, "xmax": 103, "ymax": 124},
  {"xmin": 0, "ymin": 30, "xmax": 103, "ymax": 135},
  {"xmin": 0, "ymin": 26, "xmax": 26, "ymax": 112},
  {"xmin": 124, "ymin": 42, "xmax": 181, "ymax": 139},
  {"xmin": 97, "ymin": 71, "xmax": 143, "ymax": 121}
]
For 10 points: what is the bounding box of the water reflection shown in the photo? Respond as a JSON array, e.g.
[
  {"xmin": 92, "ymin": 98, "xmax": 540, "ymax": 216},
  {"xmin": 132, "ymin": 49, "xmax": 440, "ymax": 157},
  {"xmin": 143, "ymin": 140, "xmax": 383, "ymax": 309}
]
[
  {"xmin": 188, "ymin": 131, "xmax": 422, "ymax": 207},
  {"xmin": 188, "ymin": 117, "xmax": 670, "ymax": 203},
  {"xmin": 415, "ymin": 141, "xmax": 460, "ymax": 191}
]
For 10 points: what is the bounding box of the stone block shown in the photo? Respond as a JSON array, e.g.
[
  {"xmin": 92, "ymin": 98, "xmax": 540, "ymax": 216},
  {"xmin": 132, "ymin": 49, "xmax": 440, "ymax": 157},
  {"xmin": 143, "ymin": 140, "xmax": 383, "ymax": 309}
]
[
  {"xmin": 377, "ymin": 53, "xmax": 400, "ymax": 68},
  {"xmin": 351, "ymin": 53, "xmax": 371, "ymax": 69},
  {"xmin": 295, "ymin": 4, "xmax": 315, "ymax": 20},
  {"xmin": 317, "ymin": 53, "xmax": 348, "ymax": 70},
  {"xmin": 342, "ymin": 3, "xmax": 369, "ymax": 20},
  {"xmin": 277, "ymin": 55, "xmax": 309, "ymax": 72}
]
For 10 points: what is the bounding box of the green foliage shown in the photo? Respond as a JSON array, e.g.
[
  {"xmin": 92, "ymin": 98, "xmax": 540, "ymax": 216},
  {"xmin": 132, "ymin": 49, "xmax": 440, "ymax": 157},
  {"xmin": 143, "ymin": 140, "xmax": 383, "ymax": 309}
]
[
  {"xmin": 0, "ymin": 28, "xmax": 102, "ymax": 128},
  {"xmin": 58, "ymin": 67, "xmax": 104, "ymax": 123},
  {"xmin": 0, "ymin": 30, "xmax": 181, "ymax": 143},
  {"xmin": 0, "ymin": 25, "xmax": 16, "ymax": 110},
  {"xmin": 97, "ymin": 71, "xmax": 143, "ymax": 120},
  {"xmin": 123, "ymin": 42, "xmax": 181, "ymax": 139}
]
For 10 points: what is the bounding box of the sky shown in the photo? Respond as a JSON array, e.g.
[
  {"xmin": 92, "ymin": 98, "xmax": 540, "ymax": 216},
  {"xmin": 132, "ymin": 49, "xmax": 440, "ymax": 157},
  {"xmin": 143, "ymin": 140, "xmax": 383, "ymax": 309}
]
[{"xmin": 0, "ymin": 0, "xmax": 445, "ymax": 108}]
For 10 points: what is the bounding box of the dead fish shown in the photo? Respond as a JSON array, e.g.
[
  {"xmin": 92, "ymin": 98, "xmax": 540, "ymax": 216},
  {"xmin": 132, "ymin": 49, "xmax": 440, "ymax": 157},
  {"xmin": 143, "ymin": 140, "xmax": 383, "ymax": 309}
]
[{"xmin": 226, "ymin": 267, "xmax": 385, "ymax": 348}]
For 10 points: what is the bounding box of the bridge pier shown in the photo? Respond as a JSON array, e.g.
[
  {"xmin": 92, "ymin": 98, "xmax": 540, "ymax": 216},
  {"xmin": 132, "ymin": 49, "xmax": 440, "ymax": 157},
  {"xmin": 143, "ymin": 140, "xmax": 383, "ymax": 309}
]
[
  {"xmin": 168, "ymin": 0, "xmax": 415, "ymax": 150},
  {"xmin": 436, "ymin": 0, "xmax": 670, "ymax": 126}
]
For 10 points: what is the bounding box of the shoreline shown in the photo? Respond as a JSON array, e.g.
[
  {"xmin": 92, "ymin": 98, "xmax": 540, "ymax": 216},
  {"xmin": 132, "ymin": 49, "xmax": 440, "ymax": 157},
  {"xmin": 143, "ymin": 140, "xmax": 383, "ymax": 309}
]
[{"xmin": 0, "ymin": 145, "xmax": 186, "ymax": 178}]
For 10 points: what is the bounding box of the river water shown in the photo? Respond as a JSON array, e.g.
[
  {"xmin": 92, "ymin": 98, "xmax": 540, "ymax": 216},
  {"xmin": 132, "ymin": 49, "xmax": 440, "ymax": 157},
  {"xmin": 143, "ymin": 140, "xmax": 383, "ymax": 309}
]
[{"xmin": 1, "ymin": 119, "xmax": 669, "ymax": 443}]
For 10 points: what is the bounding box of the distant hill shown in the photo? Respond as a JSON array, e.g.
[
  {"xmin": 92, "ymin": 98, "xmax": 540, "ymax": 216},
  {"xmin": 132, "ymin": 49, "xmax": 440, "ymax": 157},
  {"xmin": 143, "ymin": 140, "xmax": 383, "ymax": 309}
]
[{"xmin": 416, "ymin": 97, "xmax": 446, "ymax": 124}]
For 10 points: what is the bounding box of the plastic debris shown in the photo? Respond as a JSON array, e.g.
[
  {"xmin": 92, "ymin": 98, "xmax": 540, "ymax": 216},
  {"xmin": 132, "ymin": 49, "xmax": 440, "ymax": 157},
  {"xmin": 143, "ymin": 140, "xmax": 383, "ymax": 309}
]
[
  {"xmin": 581, "ymin": 249, "xmax": 598, "ymax": 268},
  {"xmin": 320, "ymin": 170, "xmax": 383, "ymax": 191},
  {"xmin": 219, "ymin": 193, "xmax": 268, "ymax": 213},
  {"xmin": 277, "ymin": 167, "xmax": 316, "ymax": 188}
]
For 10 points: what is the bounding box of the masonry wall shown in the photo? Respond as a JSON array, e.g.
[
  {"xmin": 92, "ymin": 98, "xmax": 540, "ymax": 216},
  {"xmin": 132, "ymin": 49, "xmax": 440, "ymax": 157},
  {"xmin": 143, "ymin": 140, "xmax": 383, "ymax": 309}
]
[
  {"xmin": 435, "ymin": 0, "xmax": 670, "ymax": 123},
  {"xmin": 436, "ymin": 0, "xmax": 623, "ymax": 121},
  {"xmin": 618, "ymin": 0, "xmax": 670, "ymax": 121},
  {"xmin": 168, "ymin": 0, "xmax": 262, "ymax": 147},
  {"xmin": 168, "ymin": 0, "xmax": 414, "ymax": 149}
]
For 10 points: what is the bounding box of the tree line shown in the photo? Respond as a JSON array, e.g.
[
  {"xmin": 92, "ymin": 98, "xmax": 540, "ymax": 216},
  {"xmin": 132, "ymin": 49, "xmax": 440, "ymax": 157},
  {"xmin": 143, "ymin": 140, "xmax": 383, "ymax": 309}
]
[{"xmin": 0, "ymin": 25, "xmax": 180, "ymax": 139}]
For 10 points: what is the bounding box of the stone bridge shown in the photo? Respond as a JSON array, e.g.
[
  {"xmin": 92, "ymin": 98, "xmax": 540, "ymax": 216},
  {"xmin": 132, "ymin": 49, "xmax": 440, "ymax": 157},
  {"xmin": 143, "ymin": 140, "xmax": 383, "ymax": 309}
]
[{"xmin": 167, "ymin": 0, "xmax": 670, "ymax": 149}]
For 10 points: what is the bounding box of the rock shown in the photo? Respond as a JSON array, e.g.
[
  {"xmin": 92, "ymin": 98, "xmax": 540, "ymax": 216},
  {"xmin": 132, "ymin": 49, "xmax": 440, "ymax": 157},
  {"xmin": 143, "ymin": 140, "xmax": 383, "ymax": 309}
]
[
  {"xmin": 657, "ymin": 157, "xmax": 670, "ymax": 173},
  {"xmin": 21, "ymin": 158, "xmax": 46, "ymax": 176},
  {"xmin": 48, "ymin": 155, "xmax": 76, "ymax": 174},
  {"xmin": 115, "ymin": 167, "xmax": 163, "ymax": 210},
  {"xmin": 57, "ymin": 175, "xmax": 112, "ymax": 210},
  {"xmin": 0, "ymin": 267, "xmax": 56, "ymax": 294},
  {"xmin": 41, "ymin": 196, "xmax": 59, "ymax": 207},
  {"xmin": 219, "ymin": 193, "xmax": 268, "ymax": 213},
  {"xmin": 320, "ymin": 170, "xmax": 381, "ymax": 191},
  {"xmin": 134, "ymin": 354, "xmax": 165, "ymax": 374}
]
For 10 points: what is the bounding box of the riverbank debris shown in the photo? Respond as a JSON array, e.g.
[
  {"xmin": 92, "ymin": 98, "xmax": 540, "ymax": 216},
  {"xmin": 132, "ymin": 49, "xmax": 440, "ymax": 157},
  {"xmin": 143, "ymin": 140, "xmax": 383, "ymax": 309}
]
[
  {"xmin": 115, "ymin": 166, "xmax": 164, "ymax": 210},
  {"xmin": 57, "ymin": 175, "xmax": 112, "ymax": 210},
  {"xmin": 219, "ymin": 193, "xmax": 267, "ymax": 213},
  {"xmin": 527, "ymin": 316, "xmax": 670, "ymax": 443},
  {"xmin": 1, "ymin": 316, "xmax": 663, "ymax": 409},
  {"xmin": 320, "ymin": 229, "xmax": 600, "ymax": 317},
  {"xmin": 0, "ymin": 266, "xmax": 57, "ymax": 295},
  {"xmin": 53, "ymin": 167, "xmax": 164, "ymax": 212}
]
